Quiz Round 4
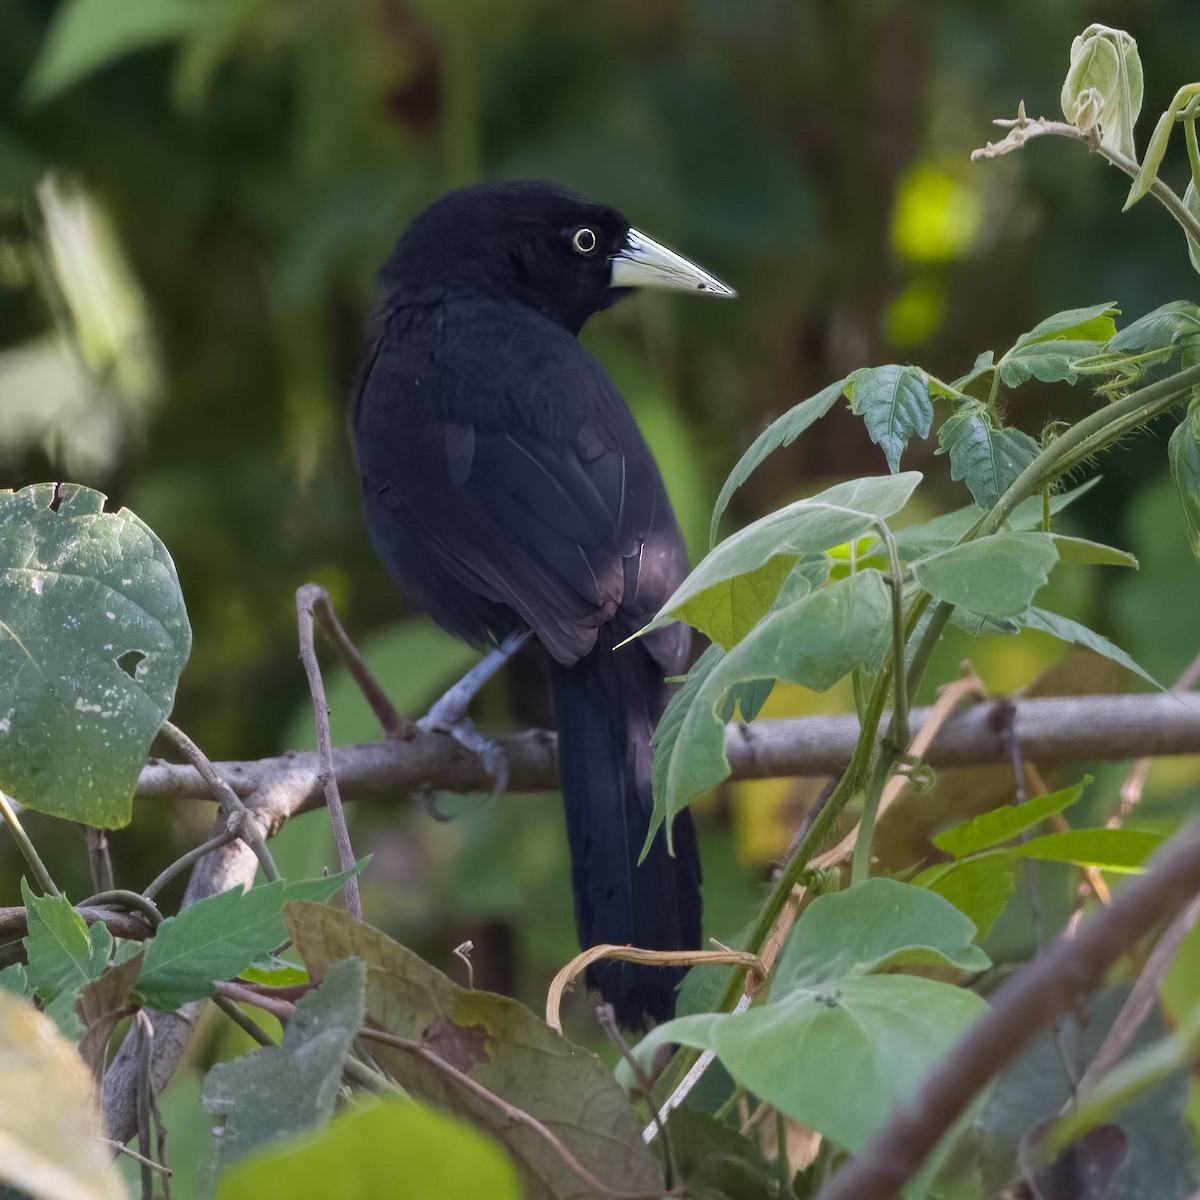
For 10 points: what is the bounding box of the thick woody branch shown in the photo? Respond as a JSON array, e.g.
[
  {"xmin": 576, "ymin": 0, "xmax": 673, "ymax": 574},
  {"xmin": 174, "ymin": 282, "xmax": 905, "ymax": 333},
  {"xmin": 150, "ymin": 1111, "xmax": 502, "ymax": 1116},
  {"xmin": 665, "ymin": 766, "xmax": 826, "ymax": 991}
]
[{"xmin": 135, "ymin": 693, "xmax": 1200, "ymax": 804}]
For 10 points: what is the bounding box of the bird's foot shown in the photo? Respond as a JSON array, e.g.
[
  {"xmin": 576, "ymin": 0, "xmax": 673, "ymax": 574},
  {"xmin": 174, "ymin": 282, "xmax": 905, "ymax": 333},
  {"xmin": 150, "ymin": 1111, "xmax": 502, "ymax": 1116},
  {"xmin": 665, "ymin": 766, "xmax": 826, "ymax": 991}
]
[{"xmin": 417, "ymin": 704, "xmax": 510, "ymax": 796}]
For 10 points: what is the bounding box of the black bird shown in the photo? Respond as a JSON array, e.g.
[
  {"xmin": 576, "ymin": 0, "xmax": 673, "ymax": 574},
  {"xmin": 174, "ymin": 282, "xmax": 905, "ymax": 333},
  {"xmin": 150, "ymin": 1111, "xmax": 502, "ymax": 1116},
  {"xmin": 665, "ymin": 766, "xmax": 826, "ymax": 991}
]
[{"xmin": 351, "ymin": 181, "xmax": 734, "ymax": 1026}]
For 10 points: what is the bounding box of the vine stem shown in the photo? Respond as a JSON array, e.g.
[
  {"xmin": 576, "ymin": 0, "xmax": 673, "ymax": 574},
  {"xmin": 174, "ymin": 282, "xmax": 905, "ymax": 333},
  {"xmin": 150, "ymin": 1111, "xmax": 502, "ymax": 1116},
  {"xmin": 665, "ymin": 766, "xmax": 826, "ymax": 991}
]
[
  {"xmin": 0, "ymin": 790, "xmax": 61, "ymax": 897},
  {"xmin": 973, "ymin": 113, "xmax": 1200, "ymax": 247}
]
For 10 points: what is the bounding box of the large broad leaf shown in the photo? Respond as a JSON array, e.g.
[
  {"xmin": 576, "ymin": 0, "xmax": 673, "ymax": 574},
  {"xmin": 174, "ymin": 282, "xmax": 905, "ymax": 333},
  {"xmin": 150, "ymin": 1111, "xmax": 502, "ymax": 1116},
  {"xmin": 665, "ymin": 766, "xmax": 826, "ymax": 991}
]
[
  {"xmin": 24, "ymin": 0, "xmax": 205, "ymax": 103},
  {"xmin": 0, "ymin": 990, "xmax": 126, "ymax": 1200},
  {"xmin": 770, "ymin": 879, "xmax": 990, "ymax": 992},
  {"xmin": 1168, "ymin": 403, "xmax": 1200, "ymax": 561},
  {"xmin": 912, "ymin": 532, "xmax": 1058, "ymax": 616},
  {"xmin": 847, "ymin": 364, "xmax": 935, "ymax": 473},
  {"xmin": 203, "ymin": 958, "xmax": 367, "ymax": 1172},
  {"xmin": 933, "ymin": 781, "xmax": 1089, "ymax": 859},
  {"xmin": 651, "ymin": 570, "xmax": 893, "ymax": 843},
  {"xmin": 283, "ymin": 902, "xmax": 664, "ymax": 1200},
  {"xmin": 215, "ymin": 1100, "xmax": 521, "ymax": 1200},
  {"xmin": 634, "ymin": 974, "xmax": 986, "ymax": 1171},
  {"xmin": 645, "ymin": 473, "xmax": 920, "ymax": 643},
  {"xmin": 710, "ymin": 376, "xmax": 848, "ymax": 544},
  {"xmin": 0, "ymin": 484, "xmax": 191, "ymax": 827},
  {"xmin": 937, "ymin": 406, "xmax": 1040, "ymax": 510},
  {"xmin": 1017, "ymin": 607, "xmax": 1162, "ymax": 689},
  {"xmin": 134, "ymin": 864, "xmax": 364, "ymax": 1010},
  {"xmin": 997, "ymin": 303, "xmax": 1120, "ymax": 386}
]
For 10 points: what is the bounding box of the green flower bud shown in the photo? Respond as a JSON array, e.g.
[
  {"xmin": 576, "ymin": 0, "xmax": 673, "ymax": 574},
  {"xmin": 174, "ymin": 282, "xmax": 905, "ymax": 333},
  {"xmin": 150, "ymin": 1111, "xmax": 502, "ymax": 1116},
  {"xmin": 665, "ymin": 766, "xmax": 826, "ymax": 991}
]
[{"xmin": 1060, "ymin": 24, "xmax": 1143, "ymax": 159}]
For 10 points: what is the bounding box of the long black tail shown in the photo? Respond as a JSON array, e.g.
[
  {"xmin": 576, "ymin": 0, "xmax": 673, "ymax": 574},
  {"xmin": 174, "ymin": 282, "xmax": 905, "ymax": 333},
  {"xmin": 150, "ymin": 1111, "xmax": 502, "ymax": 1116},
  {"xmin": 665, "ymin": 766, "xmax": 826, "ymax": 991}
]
[{"xmin": 550, "ymin": 633, "xmax": 702, "ymax": 1027}]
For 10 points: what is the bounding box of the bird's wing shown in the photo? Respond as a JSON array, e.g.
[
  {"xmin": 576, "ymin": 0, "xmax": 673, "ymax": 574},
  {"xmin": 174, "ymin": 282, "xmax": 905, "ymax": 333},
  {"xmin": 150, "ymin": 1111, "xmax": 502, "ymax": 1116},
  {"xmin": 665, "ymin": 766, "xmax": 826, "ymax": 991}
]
[{"xmin": 354, "ymin": 308, "xmax": 688, "ymax": 667}]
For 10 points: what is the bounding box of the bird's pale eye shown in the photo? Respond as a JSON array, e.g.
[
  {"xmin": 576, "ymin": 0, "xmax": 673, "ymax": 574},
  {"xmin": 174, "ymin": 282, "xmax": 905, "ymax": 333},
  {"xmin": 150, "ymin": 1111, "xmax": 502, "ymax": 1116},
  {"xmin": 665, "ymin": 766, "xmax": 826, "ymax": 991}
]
[{"xmin": 571, "ymin": 227, "xmax": 598, "ymax": 256}]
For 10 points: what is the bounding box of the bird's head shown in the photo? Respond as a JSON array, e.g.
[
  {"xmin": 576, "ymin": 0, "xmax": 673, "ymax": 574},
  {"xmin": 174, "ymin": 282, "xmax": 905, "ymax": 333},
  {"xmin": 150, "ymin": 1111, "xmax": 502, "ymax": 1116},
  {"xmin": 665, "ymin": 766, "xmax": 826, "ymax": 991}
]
[{"xmin": 381, "ymin": 181, "xmax": 734, "ymax": 333}]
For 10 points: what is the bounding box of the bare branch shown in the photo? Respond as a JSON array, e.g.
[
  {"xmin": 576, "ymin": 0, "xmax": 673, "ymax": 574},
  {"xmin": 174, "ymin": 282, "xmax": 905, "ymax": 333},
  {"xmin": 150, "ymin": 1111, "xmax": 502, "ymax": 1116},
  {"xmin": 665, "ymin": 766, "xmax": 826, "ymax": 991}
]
[{"xmin": 135, "ymin": 693, "xmax": 1200, "ymax": 803}]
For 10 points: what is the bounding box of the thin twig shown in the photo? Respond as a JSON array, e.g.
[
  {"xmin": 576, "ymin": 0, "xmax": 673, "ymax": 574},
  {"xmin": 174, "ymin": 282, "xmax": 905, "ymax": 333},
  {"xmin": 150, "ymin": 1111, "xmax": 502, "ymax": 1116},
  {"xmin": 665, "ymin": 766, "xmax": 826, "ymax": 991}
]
[
  {"xmin": 296, "ymin": 584, "xmax": 362, "ymax": 920},
  {"xmin": 300, "ymin": 583, "xmax": 407, "ymax": 737},
  {"xmin": 597, "ymin": 1003, "xmax": 675, "ymax": 1186},
  {"xmin": 81, "ymin": 890, "xmax": 164, "ymax": 930},
  {"xmin": 0, "ymin": 790, "xmax": 61, "ymax": 897},
  {"xmin": 104, "ymin": 1138, "xmax": 172, "ymax": 1177},
  {"xmin": 87, "ymin": 827, "xmax": 115, "ymax": 895},
  {"xmin": 142, "ymin": 829, "xmax": 238, "ymax": 902},
  {"xmin": 159, "ymin": 721, "xmax": 279, "ymax": 884},
  {"xmin": 134, "ymin": 1011, "xmax": 155, "ymax": 1200},
  {"xmin": 212, "ymin": 993, "xmax": 276, "ymax": 1048}
]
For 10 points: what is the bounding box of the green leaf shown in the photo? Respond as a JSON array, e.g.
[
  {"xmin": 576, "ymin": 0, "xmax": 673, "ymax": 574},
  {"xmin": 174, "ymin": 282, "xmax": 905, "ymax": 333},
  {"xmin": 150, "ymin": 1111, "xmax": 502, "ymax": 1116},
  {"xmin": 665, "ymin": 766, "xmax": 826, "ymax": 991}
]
[
  {"xmin": 892, "ymin": 479, "xmax": 1100, "ymax": 560},
  {"xmin": 214, "ymin": 1100, "xmax": 521, "ymax": 1200},
  {"xmin": 21, "ymin": 880, "xmax": 112, "ymax": 1023},
  {"xmin": 912, "ymin": 532, "xmax": 1058, "ymax": 617},
  {"xmin": 648, "ymin": 473, "xmax": 920, "ymax": 641},
  {"xmin": 1060, "ymin": 28, "xmax": 1142, "ymax": 159},
  {"xmin": 671, "ymin": 554, "xmax": 799, "ymax": 650},
  {"xmin": 771, "ymin": 879, "xmax": 990, "ymax": 992},
  {"xmin": 134, "ymin": 863, "xmax": 365, "ymax": 1010},
  {"xmin": 203, "ymin": 958, "xmax": 367, "ymax": 1170},
  {"xmin": 0, "ymin": 964, "xmax": 30, "ymax": 998},
  {"xmin": 1124, "ymin": 84, "xmax": 1200, "ymax": 210},
  {"xmin": 1008, "ymin": 303, "xmax": 1122, "ymax": 352},
  {"xmin": 284, "ymin": 902, "xmax": 665, "ymax": 1200},
  {"xmin": 951, "ymin": 350, "xmax": 996, "ymax": 394},
  {"xmin": 1048, "ymin": 534, "xmax": 1137, "ymax": 567},
  {"xmin": 1109, "ymin": 301, "xmax": 1200, "ymax": 355},
  {"xmin": 997, "ymin": 303, "xmax": 1120, "ymax": 387},
  {"xmin": 634, "ymin": 974, "xmax": 987, "ymax": 1165},
  {"xmin": 709, "ymin": 376, "xmax": 848, "ymax": 545},
  {"xmin": 916, "ymin": 853, "xmax": 1018, "ymax": 939},
  {"xmin": 847, "ymin": 365, "xmax": 935, "ymax": 473},
  {"xmin": 938, "ymin": 407, "xmax": 1040, "ymax": 510},
  {"xmin": 1013, "ymin": 828, "xmax": 1163, "ymax": 872},
  {"xmin": 1168, "ymin": 403, "xmax": 1200, "ymax": 560},
  {"xmin": 24, "ymin": 0, "xmax": 206, "ymax": 103},
  {"xmin": 652, "ymin": 570, "xmax": 893, "ymax": 842},
  {"xmin": 1016, "ymin": 606, "xmax": 1162, "ymax": 689},
  {"xmin": 933, "ymin": 780, "xmax": 1090, "ymax": 858},
  {"xmin": 0, "ymin": 484, "xmax": 192, "ymax": 827}
]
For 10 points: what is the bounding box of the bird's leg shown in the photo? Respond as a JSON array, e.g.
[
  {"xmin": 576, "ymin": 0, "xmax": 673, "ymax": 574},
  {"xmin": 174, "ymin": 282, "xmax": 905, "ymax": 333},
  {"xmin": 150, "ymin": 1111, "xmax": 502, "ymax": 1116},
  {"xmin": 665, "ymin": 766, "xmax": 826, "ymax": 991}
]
[{"xmin": 417, "ymin": 629, "xmax": 532, "ymax": 793}]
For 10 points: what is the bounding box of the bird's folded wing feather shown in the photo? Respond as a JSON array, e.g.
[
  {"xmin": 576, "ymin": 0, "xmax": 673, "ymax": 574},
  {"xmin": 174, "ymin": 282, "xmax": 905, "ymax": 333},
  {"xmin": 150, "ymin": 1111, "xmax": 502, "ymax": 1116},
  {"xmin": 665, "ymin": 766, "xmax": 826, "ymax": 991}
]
[{"xmin": 354, "ymin": 318, "xmax": 687, "ymax": 667}]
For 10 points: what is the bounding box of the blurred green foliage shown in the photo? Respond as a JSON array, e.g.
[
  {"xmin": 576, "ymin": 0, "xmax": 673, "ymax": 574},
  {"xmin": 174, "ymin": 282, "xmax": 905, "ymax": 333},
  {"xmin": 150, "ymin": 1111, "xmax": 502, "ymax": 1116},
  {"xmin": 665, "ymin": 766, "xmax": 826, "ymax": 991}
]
[{"xmin": 3, "ymin": 0, "xmax": 1200, "ymax": 1036}]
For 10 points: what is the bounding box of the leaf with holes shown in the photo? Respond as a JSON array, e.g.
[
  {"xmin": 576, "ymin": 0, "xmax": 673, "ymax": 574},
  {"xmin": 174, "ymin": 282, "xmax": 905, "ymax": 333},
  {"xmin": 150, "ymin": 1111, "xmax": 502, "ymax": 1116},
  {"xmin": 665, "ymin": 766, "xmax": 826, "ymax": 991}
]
[{"xmin": 0, "ymin": 484, "xmax": 191, "ymax": 827}]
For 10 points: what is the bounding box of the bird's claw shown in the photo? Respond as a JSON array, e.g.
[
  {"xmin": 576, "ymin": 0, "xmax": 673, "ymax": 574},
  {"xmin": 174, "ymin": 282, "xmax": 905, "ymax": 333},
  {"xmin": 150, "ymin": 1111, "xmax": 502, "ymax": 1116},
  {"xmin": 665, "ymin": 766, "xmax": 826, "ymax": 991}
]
[{"xmin": 416, "ymin": 707, "xmax": 510, "ymax": 797}]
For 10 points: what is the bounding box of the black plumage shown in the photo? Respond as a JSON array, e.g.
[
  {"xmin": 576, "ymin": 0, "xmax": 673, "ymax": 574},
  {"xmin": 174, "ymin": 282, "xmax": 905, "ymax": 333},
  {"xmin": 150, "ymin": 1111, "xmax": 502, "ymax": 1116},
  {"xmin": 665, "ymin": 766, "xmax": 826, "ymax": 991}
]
[{"xmin": 351, "ymin": 181, "xmax": 731, "ymax": 1025}]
